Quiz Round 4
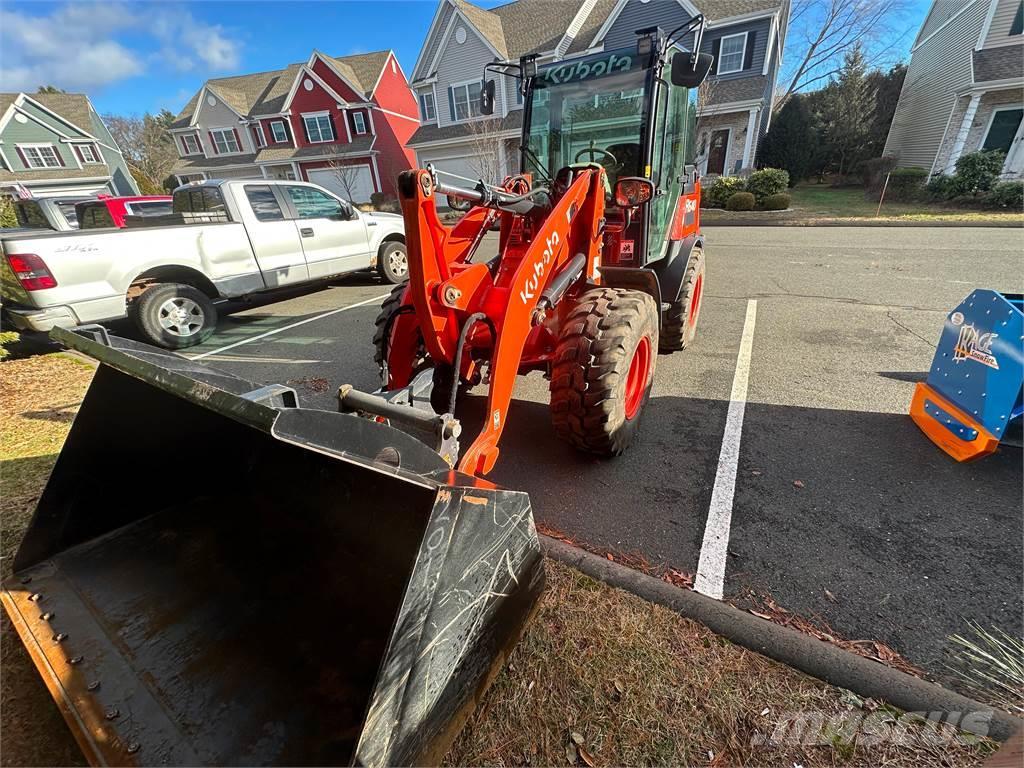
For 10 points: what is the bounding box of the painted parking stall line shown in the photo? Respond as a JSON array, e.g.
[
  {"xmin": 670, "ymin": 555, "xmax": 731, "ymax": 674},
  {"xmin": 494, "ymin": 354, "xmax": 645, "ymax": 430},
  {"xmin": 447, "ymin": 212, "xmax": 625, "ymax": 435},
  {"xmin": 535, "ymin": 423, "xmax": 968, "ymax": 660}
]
[
  {"xmin": 188, "ymin": 293, "xmax": 390, "ymax": 362},
  {"xmin": 694, "ymin": 299, "xmax": 758, "ymax": 600}
]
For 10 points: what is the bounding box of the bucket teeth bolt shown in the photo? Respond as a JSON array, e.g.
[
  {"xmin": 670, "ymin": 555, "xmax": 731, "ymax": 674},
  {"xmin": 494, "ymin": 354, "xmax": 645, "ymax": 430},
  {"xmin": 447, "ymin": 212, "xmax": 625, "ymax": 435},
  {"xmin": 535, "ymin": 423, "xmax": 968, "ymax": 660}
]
[
  {"xmin": 127, "ymin": 742, "xmax": 140, "ymax": 755},
  {"xmin": 105, "ymin": 707, "xmax": 120, "ymax": 720},
  {"xmin": 41, "ymin": 612, "xmax": 54, "ymax": 622},
  {"xmin": 28, "ymin": 593, "xmax": 42, "ymax": 602},
  {"xmin": 70, "ymin": 656, "xmax": 84, "ymax": 665},
  {"xmin": 87, "ymin": 681, "xmax": 101, "ymax": 691},
  {"xmin": 19, "ymin": 576, "xmax": 31, "ymax": 585},
  {"xmin": 52, "ymin": 633, "xmax": 68, "ymax": 643}
]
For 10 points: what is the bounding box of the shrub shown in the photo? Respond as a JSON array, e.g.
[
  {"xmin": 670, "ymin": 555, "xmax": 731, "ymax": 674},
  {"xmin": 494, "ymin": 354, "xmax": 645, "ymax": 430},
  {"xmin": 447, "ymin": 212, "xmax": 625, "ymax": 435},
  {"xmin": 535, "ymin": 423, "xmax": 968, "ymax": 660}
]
[
  {"xmin": 986, "ymin": 181, "xmax": 1024, "ymax": 210},
  {"xmin": 860, "ymin": 156, "xmax": 897, "ymax": 193},
  {"xmin": 0, "ymin": 330, "xmax": 18, "ymax": 360},
  {"xmin": 725, "ymin": 191, "xmax": 756, "ymax": 211},
  {"xmin": 762, "ymin": 192, "xmax": 791, "ymax": 211},
  {"xmin": 885, "ymin": 167, "xmax": 928, "ymax": 201},
  {"xmin": 745, "ymin": 168, "xmax": 789, "ymax": 203},
  {"xmin": 705, "ymin": 176, "xmax": 746, "ymax": 207},
  {"xmin": 925, "ymin": 174, "xmax": 957, "ymax": 202},
  {"xmin": 953, "ymin": 150, "xmax": 1005, "ymax": 195}
]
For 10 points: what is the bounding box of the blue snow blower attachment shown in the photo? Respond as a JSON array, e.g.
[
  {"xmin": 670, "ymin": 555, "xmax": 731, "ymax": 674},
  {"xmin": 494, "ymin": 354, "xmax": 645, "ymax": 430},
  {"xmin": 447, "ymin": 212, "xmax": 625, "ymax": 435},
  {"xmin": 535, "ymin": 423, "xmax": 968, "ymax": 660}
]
[{"xmin": 910, "ymin": 289, "xmax": 1023, "ymax": 461}]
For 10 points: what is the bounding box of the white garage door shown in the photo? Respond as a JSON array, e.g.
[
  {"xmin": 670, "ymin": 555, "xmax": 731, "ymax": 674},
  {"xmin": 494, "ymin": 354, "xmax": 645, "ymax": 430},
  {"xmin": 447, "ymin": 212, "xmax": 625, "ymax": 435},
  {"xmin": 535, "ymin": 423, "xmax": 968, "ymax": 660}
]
[
  {"xmin": 308, "ymin": 166, "xmax": 375, "ymax": 204},
  {"xmin": 416, "ymin": 152, "xmax": 479, "ymax": 186}
]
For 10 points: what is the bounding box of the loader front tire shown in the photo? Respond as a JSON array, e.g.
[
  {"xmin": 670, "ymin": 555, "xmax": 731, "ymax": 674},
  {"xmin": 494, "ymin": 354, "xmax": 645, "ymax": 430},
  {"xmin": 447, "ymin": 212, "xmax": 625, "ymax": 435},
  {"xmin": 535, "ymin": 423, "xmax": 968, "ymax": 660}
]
[
  {"xmin": 132, "ymin": 282, "xmax": 216, "ymax": 349},
  {"xmin": 660, "ymin": 246, "xmax": 705, "ymax": 352},
  {"xmin": 550, "ymin": 287, "xmax": 659, "ymax": 456}
]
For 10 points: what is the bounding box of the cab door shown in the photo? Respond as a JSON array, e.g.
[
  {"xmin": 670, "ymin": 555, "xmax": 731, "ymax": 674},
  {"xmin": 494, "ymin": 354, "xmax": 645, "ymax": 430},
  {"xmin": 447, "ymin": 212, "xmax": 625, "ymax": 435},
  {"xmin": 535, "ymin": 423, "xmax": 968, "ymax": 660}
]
[
  {"xmin": 239, "ymin": 184, "xmax": 310, "ymax": 287},
  {"xmin": 280, "ymin": 184, "xmax": 372, "ymax": 279}
]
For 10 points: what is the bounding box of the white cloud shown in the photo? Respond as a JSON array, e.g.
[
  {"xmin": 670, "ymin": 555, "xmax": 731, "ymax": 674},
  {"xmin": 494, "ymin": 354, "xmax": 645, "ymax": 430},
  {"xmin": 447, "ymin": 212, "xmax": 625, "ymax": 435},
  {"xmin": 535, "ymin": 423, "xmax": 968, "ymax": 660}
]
[{"xmin": 0, "ymin": 3, "xmax": 242, "ymax": 93}]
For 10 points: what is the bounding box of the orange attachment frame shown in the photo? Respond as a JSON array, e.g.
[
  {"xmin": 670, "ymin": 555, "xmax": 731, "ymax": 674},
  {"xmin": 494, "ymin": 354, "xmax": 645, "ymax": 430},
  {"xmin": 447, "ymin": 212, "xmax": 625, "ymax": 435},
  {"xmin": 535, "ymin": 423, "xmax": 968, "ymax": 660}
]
[
  {"xmin": 391, "ymin": 168, "xmax": 607, "ymax": 475},
  {"xmin": 909, "ymin": 382, "xmax": 1000, "ymax": 462}
]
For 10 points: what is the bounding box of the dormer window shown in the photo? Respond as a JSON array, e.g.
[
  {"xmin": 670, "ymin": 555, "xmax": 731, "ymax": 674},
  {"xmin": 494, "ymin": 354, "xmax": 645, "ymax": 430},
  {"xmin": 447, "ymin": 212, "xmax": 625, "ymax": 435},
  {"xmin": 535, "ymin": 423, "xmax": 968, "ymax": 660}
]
[
  {"xmin": 420, "ymin": 92, "xmax": 436, "ymax": 122},
  {"xmin": 270, "ymin": 120, "xmax": 289, "ymax": 143},
  {"xmin": 303, "ymin": 112, "xmax": 335, "ymax": 143},
  {"xmin": 716, "ymin": 32, "xmax": 747, "ymax": 75},
  {"xmin": 210, "ymin": 128, "xmax": 240, "ymax": 154},
  {"xmin": 181, "ymin": 134, "xmax": 201, "ymax": 155},
  {"xmin": 451, "ymin": 80, "xmax": 483, "ymax": 121},
  {"xmin": 352, "ymin": 112, "xmax": 367, "ymax": 135},
  {"xmin": 78, "ymin": 144, "xmax": 101, "ymax": 163}
]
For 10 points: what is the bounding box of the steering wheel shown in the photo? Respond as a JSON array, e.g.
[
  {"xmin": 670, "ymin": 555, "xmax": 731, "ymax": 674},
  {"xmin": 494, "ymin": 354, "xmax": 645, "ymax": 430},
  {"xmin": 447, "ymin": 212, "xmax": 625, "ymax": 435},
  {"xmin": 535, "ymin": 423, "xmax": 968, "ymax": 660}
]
[{"xmin": 574, "ymin": 146, "xmax": 617, "ymax": 166}]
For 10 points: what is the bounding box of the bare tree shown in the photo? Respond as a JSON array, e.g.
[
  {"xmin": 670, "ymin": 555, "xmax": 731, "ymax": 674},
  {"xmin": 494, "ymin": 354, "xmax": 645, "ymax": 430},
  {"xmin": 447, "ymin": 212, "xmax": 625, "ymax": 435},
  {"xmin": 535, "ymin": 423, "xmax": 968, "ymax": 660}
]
[
  {"xmin": 464, "ymin": 118, "xmax": 509, "ymax": 186},
  {"xmin": 325, "ymin": 159, "xmax": 370, "ymax": 204},
  {"xmin": 779, "ymin": 0, "xmax": 911, "ymax": 105},
  {"xmin": 104, "ymin": 111, "xmax": 178, "ymax": 192}
]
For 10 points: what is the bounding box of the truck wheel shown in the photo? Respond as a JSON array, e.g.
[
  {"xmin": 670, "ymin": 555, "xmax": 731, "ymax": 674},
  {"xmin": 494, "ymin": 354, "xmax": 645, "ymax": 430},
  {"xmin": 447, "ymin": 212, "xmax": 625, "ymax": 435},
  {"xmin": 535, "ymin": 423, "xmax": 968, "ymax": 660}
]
[
  {"xmin": 660, "ymin": 246, "xmax": 705, "ymax": 352},
  {"xmin": 378, "ymin": 241, "xmax": 409, "ymax": 284},
  {"xmin": 550, "ymin": 287, "xmax": 659, "ymax": 456},
  {"xmin": 132, "ymin": 283, "xmax": 217, "ymax": 349}
]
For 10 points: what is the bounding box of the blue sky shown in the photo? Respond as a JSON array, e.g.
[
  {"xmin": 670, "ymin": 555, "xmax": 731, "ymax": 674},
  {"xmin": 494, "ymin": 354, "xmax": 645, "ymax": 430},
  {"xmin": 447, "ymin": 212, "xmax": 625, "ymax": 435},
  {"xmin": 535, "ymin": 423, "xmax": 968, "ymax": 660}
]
[{"xmin": 1, "ymin": 0, "xmax": 935, "ymax": 118}]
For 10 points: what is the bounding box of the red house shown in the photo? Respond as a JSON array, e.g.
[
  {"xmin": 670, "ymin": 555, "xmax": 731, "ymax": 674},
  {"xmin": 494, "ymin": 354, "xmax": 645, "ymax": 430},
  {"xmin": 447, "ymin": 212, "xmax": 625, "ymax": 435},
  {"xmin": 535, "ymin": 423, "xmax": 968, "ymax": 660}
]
[{"xmin": 169, "ymin": 50, "xmax": 419, "ymax": 202}]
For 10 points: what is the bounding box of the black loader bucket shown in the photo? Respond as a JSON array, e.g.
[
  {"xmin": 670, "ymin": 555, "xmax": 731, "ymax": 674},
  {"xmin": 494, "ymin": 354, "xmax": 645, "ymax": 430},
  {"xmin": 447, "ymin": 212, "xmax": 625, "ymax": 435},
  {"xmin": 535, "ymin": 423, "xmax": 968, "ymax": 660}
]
[{"xmin": 2, "ymin": 328, "xmax": 544, "ymax": 767}]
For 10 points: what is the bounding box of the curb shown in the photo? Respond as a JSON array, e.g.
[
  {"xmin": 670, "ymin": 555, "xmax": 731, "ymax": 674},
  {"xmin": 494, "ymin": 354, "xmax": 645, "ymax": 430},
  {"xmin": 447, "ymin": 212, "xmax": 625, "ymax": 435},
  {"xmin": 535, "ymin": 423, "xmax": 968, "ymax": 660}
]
[
  {"xmin": 541, "ymin": 535, "xmax": 1022, "ymax": 742},
  {"xmin": 701, "ymin": 218, "xmax": 1024, "ymax": 228}
]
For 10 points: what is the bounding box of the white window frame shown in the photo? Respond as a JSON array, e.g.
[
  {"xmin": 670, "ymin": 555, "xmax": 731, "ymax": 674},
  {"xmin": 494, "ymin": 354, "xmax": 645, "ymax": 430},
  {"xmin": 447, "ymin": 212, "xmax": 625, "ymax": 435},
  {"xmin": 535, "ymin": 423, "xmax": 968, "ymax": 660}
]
[
  {"xmin": 181, "ymin": 134, "xmax": 202, "ymax": 155},
  {"xmin": 78, "ymin": 144, "xmax": 101, "ymax": 164},
  {"xmin": 451, "ymin": 79, "xmax": 483, "ymax": 122},
  {"xmin": 352, "ymin": 112, "xmax": 367, "ymax": 135},
  {"xmin": 210, "ymin": 127, "xmax": 241, "ymax": 154},
  {"xmin": 18, "ymin": 143, "xmax": 62, "ymax": 169},
  {"xmin": 716, "ymin": 32, "xmax": 748, "ymax": 75},
  {"xmin": 981, "ymin": 105, "xmax": 1024, "ymax": 155},
  {"xmin": 302, "ymin": 111, "xmax": 335, "ymax": 143},
  {"xmin": 254, "ymin": 123, "xmax": 267, "ymax": 148},
  {"xmin": 420, "ymin": 91, "xmax": 436, "ymax": 122},
  {"xmin": 270, "ymin": 120, "xmax": 289, "ymax": 143}
]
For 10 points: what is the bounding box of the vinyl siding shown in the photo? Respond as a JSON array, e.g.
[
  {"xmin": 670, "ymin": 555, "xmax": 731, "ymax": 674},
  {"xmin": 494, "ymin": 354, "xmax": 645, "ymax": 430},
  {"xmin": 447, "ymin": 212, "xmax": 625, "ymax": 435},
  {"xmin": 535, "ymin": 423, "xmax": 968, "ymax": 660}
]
[
  {"xmin": 415, "ymin": 2, "xmax": 458, "ymax": 80},
  {"xmin": 194, "ymin": 94, "xmax": 253, "ymax": 155},
  {"xmin": 982, "ymin": 0, "xmax": 1024, "ymax": 48},
  {"xmin": 436, "ymin": 22, "xmax": 496, "ymax": 128},
  {"xmin": 883, "ymin": 0, "xmax": 987, "ymax": 169},
  {"xmin": 17, "ymin": 100, "xmax": 92, "ymax": 138},
  {"xmin": 2, "ymin": 119, "xmax": 80, "ymax": 170}
]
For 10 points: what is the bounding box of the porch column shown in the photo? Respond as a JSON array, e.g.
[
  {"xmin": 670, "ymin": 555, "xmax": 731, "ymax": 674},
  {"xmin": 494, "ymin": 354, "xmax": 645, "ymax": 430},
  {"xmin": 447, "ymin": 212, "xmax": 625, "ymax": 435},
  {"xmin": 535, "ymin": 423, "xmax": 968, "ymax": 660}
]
[
  {"xmin": 946, "ymin": 93, "xmax": 982, "ymax": 174},
  {"xmin": 291, "ymin": 161, "xmax": 301, "ymax": 181},
  {"xmin": 259, "ymin": 165, "xmax": 269, "ymax": 179},
  {"xmin": 741, "ymin": 108, "xmax": 759, "ymax": 170}
]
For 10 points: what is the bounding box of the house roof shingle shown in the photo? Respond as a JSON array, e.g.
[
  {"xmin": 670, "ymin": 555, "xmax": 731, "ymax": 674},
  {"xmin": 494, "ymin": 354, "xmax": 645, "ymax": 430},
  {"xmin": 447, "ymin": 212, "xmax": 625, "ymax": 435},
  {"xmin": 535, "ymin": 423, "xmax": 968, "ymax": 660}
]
[
  {"xmin": 407, "ymin": 110, "xmax": 523, "ymax": 146},
  {"xmin": 0, "ymin": 166, "xmax": 110, "ymax": 182},
  {"xmin": 707, "ymin": 75, "xmax": 768, "ymax": 104},
  {"xmin": 170, "ymin": 138, "xmax": 378, "ymax": 172},
  {"xmin": 171, "ymin": 51, "xmax": 394, "ymax": 129}
]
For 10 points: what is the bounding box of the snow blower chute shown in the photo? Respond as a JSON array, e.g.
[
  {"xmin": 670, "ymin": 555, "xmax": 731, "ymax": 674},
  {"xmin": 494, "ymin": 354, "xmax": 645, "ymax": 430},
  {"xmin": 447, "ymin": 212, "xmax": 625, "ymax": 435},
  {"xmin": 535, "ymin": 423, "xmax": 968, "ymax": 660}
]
[{"xmin": 910, "ymin": 289, "xmax": 1023, "ymax": 461}]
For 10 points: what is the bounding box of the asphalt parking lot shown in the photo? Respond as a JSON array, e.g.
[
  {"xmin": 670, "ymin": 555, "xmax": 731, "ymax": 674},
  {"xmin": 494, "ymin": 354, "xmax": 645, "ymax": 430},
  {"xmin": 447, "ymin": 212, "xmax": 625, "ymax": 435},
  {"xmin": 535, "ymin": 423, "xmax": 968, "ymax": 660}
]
[{"xmin": 180, "ymin": 225, "xmax": 1023, "ymax": 688}]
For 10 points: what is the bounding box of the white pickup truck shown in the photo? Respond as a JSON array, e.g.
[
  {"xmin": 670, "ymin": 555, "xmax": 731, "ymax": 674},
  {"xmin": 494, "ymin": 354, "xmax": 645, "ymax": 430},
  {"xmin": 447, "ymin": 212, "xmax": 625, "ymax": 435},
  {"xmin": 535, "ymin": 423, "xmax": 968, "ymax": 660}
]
[{"xmin": 1, "ymin": 179, "xmax": 408, "ymax": 348}]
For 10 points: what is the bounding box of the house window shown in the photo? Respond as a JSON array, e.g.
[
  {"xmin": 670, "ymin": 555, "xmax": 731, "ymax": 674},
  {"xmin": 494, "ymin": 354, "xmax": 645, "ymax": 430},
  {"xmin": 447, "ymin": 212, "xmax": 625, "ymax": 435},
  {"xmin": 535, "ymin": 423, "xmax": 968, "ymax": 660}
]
[
  {"xmin": 717, "ymin": 33, "xmax": 747, "ymax": 75},
  {"xmin": 1011, "ymin": 2, "xmax": 1023, "ymax": 36},
  {"xmin": 983, "ymin": 107, "xmax": 1023, "ymax": 154},
  {"xmin": 352, "ymin": 112, "xmax": 367, "ymax": 135},
  {"xmin": 270, "ymin": 120, "xmax": 288, "ymax": 143},
  {"xmin": 303, "ymin": 112, "xmax": 335, "ymax": 143},
  {"xmin": 210, "ymin": 128, "xmax": 240, "ymax": 154},
  {"xmin": 20, "ymin": 144, "xmax": 62, "ymax": 168},
  {"xmin": 420, "ymin": 92, "xmax": 436, "ymax": 121},
  {"xmin": 78, "ymin": 144, "xmax": 101, "ymax": 163},
  {"xmin": 451, "ymin": 81, "xmax": 482, "ymax": 121},
  {"xmin": 181, "ymin": 134, "xmax": 201, "ymax": 155},
  {"xmin": 254, "ymin": 124, "xmax": 267, "ymax": 148}
]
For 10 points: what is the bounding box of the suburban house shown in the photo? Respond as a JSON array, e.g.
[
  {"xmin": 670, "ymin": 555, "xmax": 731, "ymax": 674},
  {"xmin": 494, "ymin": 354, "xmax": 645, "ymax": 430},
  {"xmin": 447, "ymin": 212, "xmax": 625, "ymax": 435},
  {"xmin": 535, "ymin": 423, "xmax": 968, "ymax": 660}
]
[
  {"xmin": 169, "ymin": 50, "xmax": 419, "ymax": 202},
  {"xmin": 0, "ymin": 92, "xmax": 139, "ymax": 199},
  {"xmin": 406, "ymin": 0, "xmax": 789, "ymax": 184},
  {"xmin": 884, "ymin": 0, "xmax": 1023, "ymax": 179}
]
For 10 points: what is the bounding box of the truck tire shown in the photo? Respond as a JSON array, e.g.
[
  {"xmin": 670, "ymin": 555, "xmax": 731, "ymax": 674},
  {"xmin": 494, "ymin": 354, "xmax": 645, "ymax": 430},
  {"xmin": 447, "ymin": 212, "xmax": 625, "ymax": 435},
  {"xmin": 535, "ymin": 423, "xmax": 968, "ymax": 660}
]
[
  {"xmin": 550, "ymin": 287, "xmax": 659, "ymax": 456},
  {"xmin": 660, "ymin": 246, "xmax": 705, "ymax": 352},
  {"xmin": 378, "ymin": 241, "xmax": 409, "ymax": 284},
  {"xmin": 132, "ymin": 282, "xmax": 217, "ymax": 349}
]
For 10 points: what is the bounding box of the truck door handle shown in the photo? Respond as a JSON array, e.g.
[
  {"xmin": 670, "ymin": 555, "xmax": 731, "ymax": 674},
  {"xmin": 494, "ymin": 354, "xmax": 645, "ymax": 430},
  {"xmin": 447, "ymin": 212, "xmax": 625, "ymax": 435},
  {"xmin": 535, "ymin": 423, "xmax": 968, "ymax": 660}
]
[
  {"xmin": 300, "ymin": 227, "xmax": 314, "ymax": 237},
  {"xmin": 367, "ymin": 221, "xmax": 377, "ymax": 227}
]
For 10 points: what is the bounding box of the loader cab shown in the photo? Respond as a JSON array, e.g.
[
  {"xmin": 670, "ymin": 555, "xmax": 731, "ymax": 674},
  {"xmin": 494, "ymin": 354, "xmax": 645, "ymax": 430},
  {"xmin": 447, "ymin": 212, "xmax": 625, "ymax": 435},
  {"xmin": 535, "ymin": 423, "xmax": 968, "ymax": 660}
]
[{"xmin": 516, "ymin": 38, "xmax": 703, "ymax": 266}]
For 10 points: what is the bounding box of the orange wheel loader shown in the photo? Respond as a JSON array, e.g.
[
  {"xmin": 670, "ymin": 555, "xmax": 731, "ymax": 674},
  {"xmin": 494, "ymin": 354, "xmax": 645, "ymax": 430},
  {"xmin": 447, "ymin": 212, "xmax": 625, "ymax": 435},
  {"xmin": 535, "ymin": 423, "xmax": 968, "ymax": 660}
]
[{"xmin": 1, "ymin": 17, "xmax": 713, "ymax": 766}]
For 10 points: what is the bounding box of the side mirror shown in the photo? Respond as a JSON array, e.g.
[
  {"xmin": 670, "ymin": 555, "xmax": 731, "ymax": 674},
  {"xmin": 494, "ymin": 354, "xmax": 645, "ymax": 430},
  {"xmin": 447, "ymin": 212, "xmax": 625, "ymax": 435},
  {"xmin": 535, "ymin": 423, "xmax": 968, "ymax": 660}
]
[
  {"xmin": 480, "ymin": 79, "xmax": 496, "ymax": 115},
  {"xmin": 671, "ymin": 52, "xmax": 714, "ymax": 88},
  {"xmin": 614, "ymin": 177, "xmax": 655, "ymax": 208}
]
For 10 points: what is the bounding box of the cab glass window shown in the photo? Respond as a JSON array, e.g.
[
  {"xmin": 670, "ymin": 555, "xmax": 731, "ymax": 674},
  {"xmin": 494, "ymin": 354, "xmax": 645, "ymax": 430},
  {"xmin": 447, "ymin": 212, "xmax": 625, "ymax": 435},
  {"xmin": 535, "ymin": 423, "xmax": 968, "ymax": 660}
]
[
  {"xmin": 78, "ymin": 204, "xmax": 115, "ymax": 229},
  {"xmin": 244, "ymin": 185, "xmax": 285, "ymax": 222},
  {"xmin": 284, "ymin": 185, "xmax": 345, "ymax": 219},
  {"xmin": 173, "ymin": 187, "xmax": 227, "ymax": 213}
]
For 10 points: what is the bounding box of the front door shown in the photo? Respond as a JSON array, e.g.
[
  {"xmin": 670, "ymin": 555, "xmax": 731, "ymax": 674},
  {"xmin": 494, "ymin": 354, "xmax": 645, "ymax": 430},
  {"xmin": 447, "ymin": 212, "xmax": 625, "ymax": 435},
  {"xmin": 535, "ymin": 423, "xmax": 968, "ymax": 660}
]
[
  {"xmin": 707, "ymin": 129, "xmax": 729, "ymax": 176},
  {"xmin": 240, "ymin": 184, "xmax": 309, "ymax": 288},
  {"xmin": 281, "ymin": 184, "xmax": 372, "ymax": 279}
]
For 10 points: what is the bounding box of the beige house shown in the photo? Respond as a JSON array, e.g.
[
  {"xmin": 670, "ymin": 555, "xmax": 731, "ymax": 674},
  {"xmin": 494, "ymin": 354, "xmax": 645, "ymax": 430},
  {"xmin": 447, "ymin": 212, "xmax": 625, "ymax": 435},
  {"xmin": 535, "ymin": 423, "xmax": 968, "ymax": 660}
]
[{"xmin": 884, "ymin": 0, "xmax": 1024, "ymax": 178}]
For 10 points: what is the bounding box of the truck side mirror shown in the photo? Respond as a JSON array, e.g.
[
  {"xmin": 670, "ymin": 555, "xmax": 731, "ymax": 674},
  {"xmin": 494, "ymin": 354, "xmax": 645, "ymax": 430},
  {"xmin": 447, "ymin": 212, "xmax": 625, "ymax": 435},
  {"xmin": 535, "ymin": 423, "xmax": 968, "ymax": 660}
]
[
  {"xmin": 614, "ymin": 177, "xmax": 655, "ymax": 208},
  {"xmin": 671, "ymin": 52, "xmax": 714, "ymax": 88},
  {"xmin": 480, "ymin": 79, "xmax": 496, "ymax": 115}
]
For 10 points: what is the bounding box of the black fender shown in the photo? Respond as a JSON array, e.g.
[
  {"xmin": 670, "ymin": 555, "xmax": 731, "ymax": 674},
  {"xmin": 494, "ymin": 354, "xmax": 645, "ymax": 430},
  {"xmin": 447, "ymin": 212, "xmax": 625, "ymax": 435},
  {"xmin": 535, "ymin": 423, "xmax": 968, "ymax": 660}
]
[
  {"xmin": 648, "ymin": 233, "xmax": 704, "ymax": 307},
  {"xmin": 599, "ymin": 266, "xmax": 663, "ymax": 329}
]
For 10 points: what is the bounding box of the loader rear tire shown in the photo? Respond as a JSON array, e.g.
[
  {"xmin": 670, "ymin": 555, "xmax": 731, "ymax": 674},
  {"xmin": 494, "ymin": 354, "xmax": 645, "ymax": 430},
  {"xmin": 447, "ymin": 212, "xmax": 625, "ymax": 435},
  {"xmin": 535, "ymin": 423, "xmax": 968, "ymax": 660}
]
[
  {"xmin": 373, "ymin": 282, "xmax": 411, "ymax": 376},
  {"xmin": 132, "ymin": 282, "xmax": 216, "ymax": 349},
  {"xmin": 550, "ymin": 287, "xmax": 659, "ymax": 456},
  {"xmin": 660, "ymin": 246, "xmax": 705, "ymax": 353}
]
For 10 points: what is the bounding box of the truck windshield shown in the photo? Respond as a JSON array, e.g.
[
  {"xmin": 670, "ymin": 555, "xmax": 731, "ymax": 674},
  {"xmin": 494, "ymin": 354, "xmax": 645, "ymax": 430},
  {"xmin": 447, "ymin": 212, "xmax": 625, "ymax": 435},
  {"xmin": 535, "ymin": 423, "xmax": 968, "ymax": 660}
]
[
  {"xmin": 524, "ymin": 50, "xmax": 649, "ymax": 189},
  {"xmin": 14, "ymin": 200, "xmax": 80, "ymax": 229}
]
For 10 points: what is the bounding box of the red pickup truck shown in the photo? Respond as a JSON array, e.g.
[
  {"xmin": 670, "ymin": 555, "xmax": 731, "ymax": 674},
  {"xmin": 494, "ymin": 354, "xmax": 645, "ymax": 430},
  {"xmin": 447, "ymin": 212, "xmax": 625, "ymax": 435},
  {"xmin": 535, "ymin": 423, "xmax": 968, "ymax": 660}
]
[{"xmin": 76, "ymin": 195, "xmax": 173, "ymax": 228}]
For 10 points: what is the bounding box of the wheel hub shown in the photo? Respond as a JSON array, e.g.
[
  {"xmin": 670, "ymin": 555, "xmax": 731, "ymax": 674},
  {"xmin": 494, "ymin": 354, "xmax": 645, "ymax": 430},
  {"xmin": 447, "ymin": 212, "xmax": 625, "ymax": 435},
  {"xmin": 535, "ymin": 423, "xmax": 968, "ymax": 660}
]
[
  {"xmin": 624, "ymin": 335, "xmax": 652, "ymax": 420},
  {"xmin": 158, "ymin": 297, "xmax": 204, "ymax": 337}
]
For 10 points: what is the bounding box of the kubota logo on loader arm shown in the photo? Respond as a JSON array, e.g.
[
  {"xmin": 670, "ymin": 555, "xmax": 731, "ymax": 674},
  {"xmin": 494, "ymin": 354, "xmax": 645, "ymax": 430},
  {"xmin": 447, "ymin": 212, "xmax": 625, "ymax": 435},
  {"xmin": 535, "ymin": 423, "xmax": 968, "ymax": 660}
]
[{"xmin": 519, "ymin": 231, "xmax": 561, "ymax": 304}]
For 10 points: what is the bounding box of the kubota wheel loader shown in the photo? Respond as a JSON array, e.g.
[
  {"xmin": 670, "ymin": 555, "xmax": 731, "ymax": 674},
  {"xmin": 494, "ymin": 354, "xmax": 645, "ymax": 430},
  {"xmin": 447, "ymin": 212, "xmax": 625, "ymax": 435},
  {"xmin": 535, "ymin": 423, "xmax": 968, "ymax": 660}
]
[{"xmin": 1, "ymin": 18, "xmax": 713, "ymax": 767}]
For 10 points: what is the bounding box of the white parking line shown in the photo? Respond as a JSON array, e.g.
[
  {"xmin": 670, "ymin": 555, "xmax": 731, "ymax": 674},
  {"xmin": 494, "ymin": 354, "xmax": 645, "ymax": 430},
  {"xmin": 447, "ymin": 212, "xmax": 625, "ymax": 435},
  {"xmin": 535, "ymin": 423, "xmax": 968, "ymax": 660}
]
[
  {"xmin": 188, "ymin": 293, "xmax": 389, "ymax": 361},
  {"xmin": 694, "ymin": 299, "xmax": 758, "ymax": 600}
]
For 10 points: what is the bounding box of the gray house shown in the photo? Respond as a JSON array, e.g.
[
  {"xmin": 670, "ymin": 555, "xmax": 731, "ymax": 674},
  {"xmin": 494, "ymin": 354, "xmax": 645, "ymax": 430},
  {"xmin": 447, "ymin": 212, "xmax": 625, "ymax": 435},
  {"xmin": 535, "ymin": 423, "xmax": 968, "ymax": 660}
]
[
  {"xmin": 884, "ymin": 0, "xmax": 1023, "ymax": 178},
  {"xmin": 407, "ymin": 0, "xmax": 789, "ymax": 184},
  {"xmin": 0, "ymin": 92, "xmax": 139, "ymax": 199}
]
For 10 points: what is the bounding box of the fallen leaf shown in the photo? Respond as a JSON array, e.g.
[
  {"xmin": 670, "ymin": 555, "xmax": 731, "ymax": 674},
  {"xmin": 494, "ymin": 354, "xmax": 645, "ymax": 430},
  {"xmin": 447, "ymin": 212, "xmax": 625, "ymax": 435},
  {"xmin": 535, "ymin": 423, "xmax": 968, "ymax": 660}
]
[
  {"xmin": 613, "ymin": 678, "xmax": 625, "ymax": 695},
  {"xmin": 749, "ymin": 610, "xmax": 773, "ymax": 620},
  {"xmin": 527, "ymin": 680, "xmax": 535, "ymax": 692},
  {"xmin": 760, "ymin": 707, "xmax": 770, "ymax": 716},
  {"xmin": 571, "ymin": 732, "xmax": 585, "ymax": 746},
  {"xmin": 565, "ymin": 743, "xmax": 578, "ymax": 765},
  {"xmin": 824, "ymin": 589, "xmax": 837, "ymax": 604},
  {"xmin": 793, "ymin": 480, "xmax": 805, "ymax": 489},
  {"xmin": 606, "ymin": 553, "xmax": 614, "ymax": 561},
  {"xmin": 578, "ymin": 746, "xmax": 596, "ymax": 767}
]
